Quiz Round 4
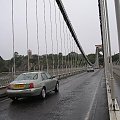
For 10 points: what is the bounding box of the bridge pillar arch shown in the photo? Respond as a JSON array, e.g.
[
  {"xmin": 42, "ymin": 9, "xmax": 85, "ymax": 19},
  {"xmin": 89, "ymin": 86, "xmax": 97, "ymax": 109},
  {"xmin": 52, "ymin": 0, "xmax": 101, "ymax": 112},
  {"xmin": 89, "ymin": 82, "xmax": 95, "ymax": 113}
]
[
  {"xmin": 95, "ymin": 45, "xmax": 102, "ymax": 69},
  {"xmin": 96, "ymin": 47, "xmax": 99, "ymax": 68}
]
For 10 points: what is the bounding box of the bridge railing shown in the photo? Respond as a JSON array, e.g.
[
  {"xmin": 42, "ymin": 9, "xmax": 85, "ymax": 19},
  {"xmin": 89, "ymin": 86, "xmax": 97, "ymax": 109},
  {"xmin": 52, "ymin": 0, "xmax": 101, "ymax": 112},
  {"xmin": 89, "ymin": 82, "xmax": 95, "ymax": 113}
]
[{"xmin": 0, "ymin": 67, "xmax": 86, "ymax": 87}]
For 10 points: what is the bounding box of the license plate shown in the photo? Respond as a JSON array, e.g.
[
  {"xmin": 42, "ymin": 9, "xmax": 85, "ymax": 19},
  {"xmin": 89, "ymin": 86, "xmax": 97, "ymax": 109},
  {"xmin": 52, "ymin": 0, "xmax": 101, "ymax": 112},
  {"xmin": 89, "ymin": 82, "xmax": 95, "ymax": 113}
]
[{"xmin": 13, "ymin": 84, "xmax": 25, "ymax": 89}]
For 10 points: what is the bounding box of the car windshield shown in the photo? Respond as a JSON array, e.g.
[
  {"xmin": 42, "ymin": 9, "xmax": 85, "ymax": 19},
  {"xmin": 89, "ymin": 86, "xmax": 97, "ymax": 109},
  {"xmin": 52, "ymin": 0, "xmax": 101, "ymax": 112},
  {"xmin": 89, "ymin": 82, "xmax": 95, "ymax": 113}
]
[
  {"xmin": 15, "ymin": 73, "xmax": 38, "ymax": 81},
  {"xmin": 88, "ymin": 66, "xmax": 92, "ymax": 68}
]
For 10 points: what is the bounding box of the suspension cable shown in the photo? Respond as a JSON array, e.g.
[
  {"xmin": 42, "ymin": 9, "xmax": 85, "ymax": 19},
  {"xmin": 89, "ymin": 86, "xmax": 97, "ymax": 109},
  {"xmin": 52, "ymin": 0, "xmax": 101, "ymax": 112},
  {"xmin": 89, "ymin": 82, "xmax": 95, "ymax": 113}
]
[
  {"xmin": 63, "ymin": 21, "xmax": 66, "ymax": 72},
  {"xmin": 69, "ymin": 33, "xmax": 72, "ymax": 72},
  {"xmin": 12, "ymin": 0, "xmax": 15, "ymax": 77},
  {"xmin": 78, "ymin": 51, "xmax": 80, "ymax": 68},
  {"xmin": 25, "ymin": 0, "xmax": 30, "ymax": 72},
  {"xmin": 77, "ymin": 47, "xmax": 79, "ymax": 69},
  {"xmin": 72, "ymin": 36, "xmax": 74, "ymax": 72},
  {"xmin": 58, "ymin": 11, "xmax": 63, "ymax": 73},
  {"xmin": 43, "ymin": 0, "xmax": 49, "ymax": 72},
  {"xmin": 76, "ymin": 47, "xmax": 78, "ymax": 69},
  {"xmin": 54, "ymin": 0, "xmax": 59, "ymax": 75},
  {"xmin": 65, "ymin": 25, "xmax": 69, "ymax": 73},
  {"xmin": 69, "ymin": 32, "xmax": 71, "ymax": 72},
  {"xmin": 74, "ymin": 39, "xmax": 77, "ymax": 70},
  {"xmin": 66, "ymin": 26, "xmax": 69, "ymax": 73},
  {"xmin": 74, "ymin": 38, "xmax": 76, "ymax": 69},
  {"xmin": 35, "ymin": 0, "xmax": 40, "ymax": 71},
  {"xmin": 73, "ymin": 39, "xmax": 75, "ymax": 70},
  {"xmin": 48, "ymin": 0, "xmax": 55, "ymax": 75},
  {"xmin": 68, "ymin": 31, "xmax": 71, "ymax": 73},
  {"xmin": 73, "ymin": 37, "xmax": 75, "ymax": 71}
]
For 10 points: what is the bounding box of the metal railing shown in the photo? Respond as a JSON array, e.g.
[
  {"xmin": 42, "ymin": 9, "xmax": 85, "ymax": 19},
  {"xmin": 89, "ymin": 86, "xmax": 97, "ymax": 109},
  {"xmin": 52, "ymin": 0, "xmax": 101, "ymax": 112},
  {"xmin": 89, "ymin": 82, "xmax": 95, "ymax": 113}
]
[{"xmin": 0, "ymin": 67, "xmax": 86, "ymax": 87}]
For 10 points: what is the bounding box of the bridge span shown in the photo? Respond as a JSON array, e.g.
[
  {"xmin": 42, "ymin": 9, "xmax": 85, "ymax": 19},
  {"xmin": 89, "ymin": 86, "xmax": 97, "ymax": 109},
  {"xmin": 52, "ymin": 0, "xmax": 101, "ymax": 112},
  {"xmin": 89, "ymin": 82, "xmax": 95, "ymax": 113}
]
[{"xmin": 0, "ymin": 0, "xmax": 120, "ymax": 119}]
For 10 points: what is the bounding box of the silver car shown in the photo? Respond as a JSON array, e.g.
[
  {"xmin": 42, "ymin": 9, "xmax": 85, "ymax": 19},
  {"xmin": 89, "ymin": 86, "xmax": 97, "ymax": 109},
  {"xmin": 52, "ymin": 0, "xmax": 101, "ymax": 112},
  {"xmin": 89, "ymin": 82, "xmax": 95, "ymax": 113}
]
[
  {"xmin": 7, "ymin": 71, "xmax": 59, "ymax": 101},
  {"xmin": 87, "ymin": 66, "xmax": 94, "ymax": 72}
]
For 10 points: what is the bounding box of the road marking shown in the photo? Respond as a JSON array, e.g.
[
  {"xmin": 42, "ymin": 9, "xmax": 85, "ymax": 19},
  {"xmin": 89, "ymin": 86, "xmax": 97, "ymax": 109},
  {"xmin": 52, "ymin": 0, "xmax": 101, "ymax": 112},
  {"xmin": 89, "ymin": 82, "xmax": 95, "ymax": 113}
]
[{"xmin": 84, "ymin": 76, "xmax": 102, "ymax": 120}]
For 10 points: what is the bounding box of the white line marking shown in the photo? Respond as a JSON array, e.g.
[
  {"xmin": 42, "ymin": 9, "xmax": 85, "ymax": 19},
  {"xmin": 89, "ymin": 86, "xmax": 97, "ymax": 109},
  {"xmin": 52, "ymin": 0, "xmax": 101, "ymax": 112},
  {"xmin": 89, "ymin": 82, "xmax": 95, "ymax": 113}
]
[{"xmin": 84, "ymin": 77, "xmax": 101, "ymax": 120}]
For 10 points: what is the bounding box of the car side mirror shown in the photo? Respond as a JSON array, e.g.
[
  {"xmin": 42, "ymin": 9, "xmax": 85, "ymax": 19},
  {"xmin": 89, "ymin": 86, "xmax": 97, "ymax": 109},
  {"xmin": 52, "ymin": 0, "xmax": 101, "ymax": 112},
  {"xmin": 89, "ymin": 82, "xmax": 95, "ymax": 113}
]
[{"xmin": 52, "ymin": 75, "xmax": 56, "ymax": 79}]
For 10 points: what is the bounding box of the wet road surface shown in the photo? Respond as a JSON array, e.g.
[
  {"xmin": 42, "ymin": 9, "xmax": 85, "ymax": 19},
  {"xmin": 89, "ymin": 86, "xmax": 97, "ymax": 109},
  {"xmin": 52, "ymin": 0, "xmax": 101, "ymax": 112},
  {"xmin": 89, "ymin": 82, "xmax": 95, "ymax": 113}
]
[{"xmin": 0, "ymin": 69, "xmax": 109, "ymax": 120}]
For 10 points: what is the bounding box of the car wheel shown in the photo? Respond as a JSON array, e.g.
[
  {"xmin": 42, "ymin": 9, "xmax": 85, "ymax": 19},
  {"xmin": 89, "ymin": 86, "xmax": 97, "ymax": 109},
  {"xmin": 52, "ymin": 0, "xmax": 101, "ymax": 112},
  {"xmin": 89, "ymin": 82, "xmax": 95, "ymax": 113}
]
[
  {"xmin": 55, "ymin": 82, "xmax": 59, "ymax": 93},
  {"xmin": 10, "ymin": 97, "xmax": 18, "ymax": 101},
  {"xmin": 41, "ymin": 88, "xmax": 46, "ymax": 99}
]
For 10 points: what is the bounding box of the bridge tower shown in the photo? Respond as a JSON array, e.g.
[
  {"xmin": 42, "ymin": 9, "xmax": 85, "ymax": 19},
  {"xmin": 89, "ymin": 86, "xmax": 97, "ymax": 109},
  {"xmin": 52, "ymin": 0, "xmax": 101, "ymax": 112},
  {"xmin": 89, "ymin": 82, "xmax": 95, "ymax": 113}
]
[
  {"xmin": 94, "ymin": 45, "xmax": 102, "ymax": 69},
  {"xmin": 114, "ymin": 0, "xmax": 120, "ymax": 63}
]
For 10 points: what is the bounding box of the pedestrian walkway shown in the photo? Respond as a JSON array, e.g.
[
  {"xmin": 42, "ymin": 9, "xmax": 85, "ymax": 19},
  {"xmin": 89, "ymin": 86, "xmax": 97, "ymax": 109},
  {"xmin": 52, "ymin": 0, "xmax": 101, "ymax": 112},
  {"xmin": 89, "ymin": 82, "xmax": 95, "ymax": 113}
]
[{"xmin": 89, "ymin": 74, "xmax": 110, "ymax": 120}]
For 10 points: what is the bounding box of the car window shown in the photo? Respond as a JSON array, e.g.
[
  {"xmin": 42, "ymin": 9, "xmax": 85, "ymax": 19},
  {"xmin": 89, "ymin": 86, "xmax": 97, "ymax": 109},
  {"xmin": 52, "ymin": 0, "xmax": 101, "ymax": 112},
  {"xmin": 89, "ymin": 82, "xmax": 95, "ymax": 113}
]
[
  {"xmin": 33, "ymin": 74, "xmax": 38, "ymax": 80},
  {"xmin": 15, "ymin": 73, "xmax": 38, "ymax": 81},
  {"xmin": 41, "ymin": 73, "xmax": 48, "ymax": 80},
  {"xmin": 45, "ymin": 73, "xmax": 52, "ymax": 79}
]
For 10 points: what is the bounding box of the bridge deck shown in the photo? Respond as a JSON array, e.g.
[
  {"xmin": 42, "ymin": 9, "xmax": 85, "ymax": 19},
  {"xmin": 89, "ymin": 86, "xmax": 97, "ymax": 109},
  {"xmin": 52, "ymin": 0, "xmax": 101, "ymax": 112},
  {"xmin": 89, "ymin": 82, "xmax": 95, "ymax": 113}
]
[{"xmin": 0, "ymin": 69, "xmax": 109, "ymax": 120}]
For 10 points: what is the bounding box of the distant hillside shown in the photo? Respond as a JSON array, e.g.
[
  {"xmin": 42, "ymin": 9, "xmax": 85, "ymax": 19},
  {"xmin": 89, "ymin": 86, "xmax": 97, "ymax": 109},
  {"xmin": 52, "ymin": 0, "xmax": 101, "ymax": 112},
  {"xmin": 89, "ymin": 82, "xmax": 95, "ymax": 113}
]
[
  {"xmin": 0, "ymin": 52, "xmax": 85, "ymax": 73},
  {"xmin": 1, "ymin": 52, "xmax": 118, "ymax": 73}
]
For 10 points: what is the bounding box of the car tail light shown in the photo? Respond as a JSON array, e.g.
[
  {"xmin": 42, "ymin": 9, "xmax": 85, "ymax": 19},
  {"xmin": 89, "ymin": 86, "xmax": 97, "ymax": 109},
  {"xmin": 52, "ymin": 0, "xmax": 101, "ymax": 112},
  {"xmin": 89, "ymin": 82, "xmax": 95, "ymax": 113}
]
[{"xmin": 29, "ymin": 83, "xmax": 34, "ymax": 89}]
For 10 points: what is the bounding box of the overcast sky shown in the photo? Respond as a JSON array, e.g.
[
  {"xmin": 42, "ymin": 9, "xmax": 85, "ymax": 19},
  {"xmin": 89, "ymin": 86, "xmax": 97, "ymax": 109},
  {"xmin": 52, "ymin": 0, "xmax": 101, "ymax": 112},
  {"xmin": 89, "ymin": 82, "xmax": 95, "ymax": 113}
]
[{"xmin": 0, "ymin": 0, "xmax": 119, "ymax": 60}]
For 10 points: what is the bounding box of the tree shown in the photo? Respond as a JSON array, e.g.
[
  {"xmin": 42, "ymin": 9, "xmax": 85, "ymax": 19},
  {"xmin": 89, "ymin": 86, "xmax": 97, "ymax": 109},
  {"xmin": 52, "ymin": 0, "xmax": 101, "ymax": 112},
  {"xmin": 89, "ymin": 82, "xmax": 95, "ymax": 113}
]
[
  {"xmin": 0, "ymin": 56, "xmax": 9, "ymax": 72},
  {"xmin": 87, "ymin": 54, "xmax": 95, "ymax": 64}
]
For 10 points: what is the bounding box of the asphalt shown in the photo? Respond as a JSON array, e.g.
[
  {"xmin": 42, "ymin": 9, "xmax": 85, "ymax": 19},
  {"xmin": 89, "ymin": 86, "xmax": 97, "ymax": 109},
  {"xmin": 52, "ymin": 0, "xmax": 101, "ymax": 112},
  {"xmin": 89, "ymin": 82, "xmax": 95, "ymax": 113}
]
[{"xmin": 0, "ymin": 69, "xmax": 109, "ymax": 120}]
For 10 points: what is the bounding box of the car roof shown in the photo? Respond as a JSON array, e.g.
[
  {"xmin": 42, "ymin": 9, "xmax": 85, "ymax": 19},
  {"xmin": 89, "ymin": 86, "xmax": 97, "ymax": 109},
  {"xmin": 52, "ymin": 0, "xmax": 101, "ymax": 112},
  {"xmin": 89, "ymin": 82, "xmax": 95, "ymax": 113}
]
[{"xmin": 22, "ymin": 71, "xmax": 46, "ymax": 74}]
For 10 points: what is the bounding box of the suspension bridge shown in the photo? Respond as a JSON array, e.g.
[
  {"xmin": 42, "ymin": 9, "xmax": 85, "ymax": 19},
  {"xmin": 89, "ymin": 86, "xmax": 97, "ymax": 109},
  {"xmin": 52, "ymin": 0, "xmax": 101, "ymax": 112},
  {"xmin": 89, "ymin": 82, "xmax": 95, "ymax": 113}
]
[{"xmin": 0, "ymin": 0, "xmax": 120, "ymax": 120}]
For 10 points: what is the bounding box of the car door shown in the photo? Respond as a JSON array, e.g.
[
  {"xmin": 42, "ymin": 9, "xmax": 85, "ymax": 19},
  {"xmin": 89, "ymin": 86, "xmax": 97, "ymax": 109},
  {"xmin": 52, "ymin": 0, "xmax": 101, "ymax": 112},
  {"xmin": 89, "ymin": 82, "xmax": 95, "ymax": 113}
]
[
  {"xmin": 36, "ymin": 73, "xmax": 43, "ymax": 88},
  {"xmin": 45, "ymin": 72, "xmax": 56, "ymax": 90},
  {"xmin": 41, "ymin": 73, "xmax": 51, "ymax": 92}
]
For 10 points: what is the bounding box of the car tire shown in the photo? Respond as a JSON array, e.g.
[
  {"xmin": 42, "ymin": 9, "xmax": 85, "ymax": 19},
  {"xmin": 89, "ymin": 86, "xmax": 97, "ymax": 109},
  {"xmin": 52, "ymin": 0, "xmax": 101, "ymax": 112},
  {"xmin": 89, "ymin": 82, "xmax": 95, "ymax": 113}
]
[
  {"xmin": 10, "ymin": 97, "xmax": 18, "ymax": 101},
  {"xmin": 55, "ymin": 82, "xmax": 59, "ymax": 93},
  {"xmin": 41, "ymin": 88, "xmax": 46, "ymax": 99}
]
